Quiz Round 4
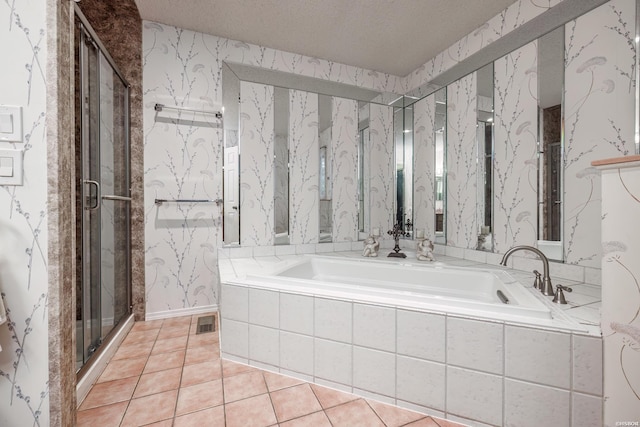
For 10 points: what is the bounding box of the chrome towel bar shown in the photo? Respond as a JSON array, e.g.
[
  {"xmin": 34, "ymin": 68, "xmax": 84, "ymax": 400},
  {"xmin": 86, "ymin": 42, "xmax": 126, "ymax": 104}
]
[
  {"xmin": 155, "ymin": 198, "xmax": 223, "ymax": 206},
  {"xmin": 154, "ymin": 103, "xmax": 222, "ymax": 119}
]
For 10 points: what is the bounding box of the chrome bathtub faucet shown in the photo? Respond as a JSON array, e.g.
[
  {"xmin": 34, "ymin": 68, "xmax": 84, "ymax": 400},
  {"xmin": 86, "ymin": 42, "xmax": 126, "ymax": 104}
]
[{"xmin": 499, "ymin": 245, "xmax": 555, "ymax": 296}]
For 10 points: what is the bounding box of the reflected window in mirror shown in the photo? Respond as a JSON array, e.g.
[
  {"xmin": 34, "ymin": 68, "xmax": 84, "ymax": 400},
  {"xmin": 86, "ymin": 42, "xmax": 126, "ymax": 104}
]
[
  {"xmin": 274, "ymin": 87, "xmax": 290, "ymax": 245},
  {"xmin": 318, "ymin": 94, "xmax": 332, "ymax": 243},
  {"xmin": 537, "ymin": 26, "xmax": 564, "ymax": 260},
  {"xmin": 434, "ymin": 88, "xmax": 447, "ymax": 243},
  {"xmin": 476, "ymin": 63, "xmax": 494, "ymax": 252}
]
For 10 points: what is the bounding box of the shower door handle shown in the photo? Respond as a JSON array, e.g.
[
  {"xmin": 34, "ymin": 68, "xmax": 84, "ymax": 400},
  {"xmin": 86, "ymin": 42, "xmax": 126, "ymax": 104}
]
[{"xmin": 84, "ymin": 179, "xmax": 101, "ymax": 211}]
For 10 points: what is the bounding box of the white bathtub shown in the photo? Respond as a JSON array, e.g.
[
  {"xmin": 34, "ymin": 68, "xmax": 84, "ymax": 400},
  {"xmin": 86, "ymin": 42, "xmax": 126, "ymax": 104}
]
[{"xmin": 228, "ymin": 255, "xmax": 552, "ymax": 324}]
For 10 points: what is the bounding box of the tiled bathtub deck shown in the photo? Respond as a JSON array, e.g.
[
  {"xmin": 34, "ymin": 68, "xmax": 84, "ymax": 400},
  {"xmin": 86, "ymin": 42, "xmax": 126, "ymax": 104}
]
[{"xmin": 76, "ymin": 314, "xmax": 462, "ymax": 427}]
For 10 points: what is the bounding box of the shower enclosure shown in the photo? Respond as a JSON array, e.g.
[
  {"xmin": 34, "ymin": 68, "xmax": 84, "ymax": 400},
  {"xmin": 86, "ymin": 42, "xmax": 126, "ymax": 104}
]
[{"xmin": 75, "ymin": 11, "xmax": 132, "ymax": 373}]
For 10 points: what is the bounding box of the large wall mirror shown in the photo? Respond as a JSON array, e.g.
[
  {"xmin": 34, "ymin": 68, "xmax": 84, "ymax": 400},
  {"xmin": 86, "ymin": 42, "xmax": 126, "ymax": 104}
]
[
  {"xmin": 222, "ymin": 62, "xmax": 400, "ymax": 246},
  {"xmin": 358, "ymin": 102, "xmax": 370, "ymax": 237},
  {"xmin": 476, "ymin": 63, "xmax": 494, "ymax": 252},
  {"xmin": 394, "ymin": 102, "xmax": 414, "ymax": 235},
  {"xmin": 537, "ymin": 26, "xmax": 564, "ymax": 260},
  {"xmin": 434, "ymin": 88, "xmax": 447, "ymax": 242},
  {"xmin": 319, "ymin": 94, "xmax": 333, "ymax": 243},
  {"xmin": 222, "ymin": 63, "xmax": 240, "ymax": 245},
  {"xmin": 274, "ymin": 87, "xmax": 290, "ymax": 245},
  {"xmin": 221, "ymin": 0, "xmax": 628, "ymax": 253}
]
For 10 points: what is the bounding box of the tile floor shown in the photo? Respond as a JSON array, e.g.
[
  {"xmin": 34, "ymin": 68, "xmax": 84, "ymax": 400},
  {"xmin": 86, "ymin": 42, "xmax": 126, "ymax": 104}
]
[{"xmin": 76, "ymin": 313, "xmax": 463, "ymax": 427}]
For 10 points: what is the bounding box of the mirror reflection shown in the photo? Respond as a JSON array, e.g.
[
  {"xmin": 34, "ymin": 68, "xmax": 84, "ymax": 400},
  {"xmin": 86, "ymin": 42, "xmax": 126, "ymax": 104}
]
[
  {"xmin": 434, "ymin": 88, "xmax": 446, "ymax": 242},
  {"xmin": 476, "ymin": 63, "xmax": 494, "ymax": 251},
  {"xmin": 319, "ymin": 94, "xmax": 332, "ymax": 243},
  {"xmin": 274, "ymin": 87, "xmax": 290, "ymax": 245},
  {"xmin": 358, "ymin": 102, "xmax": 370, "ymax": 237},
  {"xmin": 537, "ymin": 26, "xmax": 564, "ymax": 260},
  {"xmin": 394, "ymin": 103, "xmax": 414, "ymax": 236},
  {"xmin": 222, "ymin": 63, "xmax": 240, "ymax": 245}
]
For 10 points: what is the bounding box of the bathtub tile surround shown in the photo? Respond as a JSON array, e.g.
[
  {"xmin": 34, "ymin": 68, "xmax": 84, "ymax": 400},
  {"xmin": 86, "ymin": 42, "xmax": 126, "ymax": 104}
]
[
  {"xmin": 596, "ymin": 157, "xmax": 640, "ymax": 425},
  {"xmin": 397, "ymin": 356, "xmax": 446, "ymax": 411},
  {"xmin": 447, "ymin": 317, "xmax": 503, "ymax": 375},
  {"xmin": 505, "ymin": 326, "xmax": 571, "ymax": 389},
  {"xmin": 447, "ymin": 367, "xmax": 503, "ymax": 426},
  {"xmin": 219, "ymin": 252, "xmax": 604, "ymax": 426},
  {"xmin": 397, "ymin": 310, "xmax": 446, "ymax": 363},
  {"xmin": 572, "ymin": 334, "xmax": 603, "ymax": 396},
  {"xmin": 353, "ymin": 303, "xmax": 396, "ymax": 352},
  {"xmin": 504, "ymin": 379, "xmax": 571, "ymax": 427}
]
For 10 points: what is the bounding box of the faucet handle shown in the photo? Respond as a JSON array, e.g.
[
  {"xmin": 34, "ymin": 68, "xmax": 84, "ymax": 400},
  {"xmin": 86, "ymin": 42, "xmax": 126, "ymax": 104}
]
[
  {"xmin": 552, "ymin": 284, "xmax": 572, "ymax": 304},
  {"xmin": 532, "ymin": 270, "xmax": 542, "ymax": 290}
]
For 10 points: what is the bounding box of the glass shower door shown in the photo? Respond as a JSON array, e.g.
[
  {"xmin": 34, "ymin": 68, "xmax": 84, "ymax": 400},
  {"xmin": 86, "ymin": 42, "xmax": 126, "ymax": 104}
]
[{"xmin": 77, "ymin": 24, "xmax": 131, "ymax": 370}]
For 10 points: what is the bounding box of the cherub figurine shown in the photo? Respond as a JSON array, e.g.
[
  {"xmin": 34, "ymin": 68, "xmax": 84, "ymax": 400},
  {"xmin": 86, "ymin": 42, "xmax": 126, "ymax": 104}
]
[
  {"xmin": 362, "ymin": 235, "xmax": 380, "ymax": 257},
  {"xmin": 416, "ymin": 238, "xmax": 435, "ymax": 261}
]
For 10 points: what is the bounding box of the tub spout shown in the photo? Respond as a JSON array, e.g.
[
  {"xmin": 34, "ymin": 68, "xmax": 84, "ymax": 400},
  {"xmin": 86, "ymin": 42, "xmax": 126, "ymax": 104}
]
[{"xmin": 499, "ymin": 245, "xmax": 554, "ymax": 296}]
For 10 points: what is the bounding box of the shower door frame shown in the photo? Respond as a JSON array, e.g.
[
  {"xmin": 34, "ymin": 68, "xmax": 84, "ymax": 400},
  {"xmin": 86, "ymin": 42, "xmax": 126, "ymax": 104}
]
[{"xmin": 76, "ymin": 8, "xmax": 133, "ymax": 374}]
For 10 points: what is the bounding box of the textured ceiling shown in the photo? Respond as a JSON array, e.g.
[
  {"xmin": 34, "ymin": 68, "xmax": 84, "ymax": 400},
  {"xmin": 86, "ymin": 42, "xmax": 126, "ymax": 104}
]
[{"xmin": 134, "ymin": 0, "xmax": 516, "ymax": 77}]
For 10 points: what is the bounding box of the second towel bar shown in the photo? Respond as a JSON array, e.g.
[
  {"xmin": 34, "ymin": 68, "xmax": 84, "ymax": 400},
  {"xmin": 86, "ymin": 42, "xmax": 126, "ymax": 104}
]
[{"xmin": 155, "ymin": 198, "xmax": 223, "ymax": 206}]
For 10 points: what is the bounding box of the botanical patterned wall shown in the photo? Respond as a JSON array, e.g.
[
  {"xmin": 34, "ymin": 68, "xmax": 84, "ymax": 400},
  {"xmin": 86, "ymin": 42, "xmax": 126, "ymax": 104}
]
[
  {"xmin": 493, "ymin": 41, "xmax": 538, "ymax": 253},
  {"xmin": 563, "ymin": 0, "xmax": 636, "ymax": 268},
  {"xmin": 0, "ymin": 1, "xmax": 51, "ymax": 426},
  {"xmin": 289, "ymin": 90, "xmax": 319, "ymax": 245},
  {"xmin": 446, "ymin": 73, "xmax": 478, "ymax": 249},
  {"xmin": 143, "ymin": 22, "xmax": 401, "ymax": 316},
  {"xmin": 599, "ymin": 160, "xmax": 640, "ymax": 426},
  {"xmin": 368, "ymin": 104, "xmax": 395, "ymax": 236},
  {"xmin": 413, "ymin": 94, "xmax": 436, "ymax": 240},
  {"xmin": 143, "ymin": 25, "xmax": 224, "ymax": 316},
  {"xmin": 239, "ymin": 81, "xmax": 275, "ymax": 247},
  {"xmin": 331, "ymin": 97, "xmax": 359, "ymax": 242}
]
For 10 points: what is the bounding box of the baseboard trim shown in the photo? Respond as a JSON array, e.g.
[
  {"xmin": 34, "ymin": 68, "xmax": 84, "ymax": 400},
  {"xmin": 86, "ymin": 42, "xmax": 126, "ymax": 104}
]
[{"xmin": 145, "ymin": 304, "xmax": 219, "ymax": 321}]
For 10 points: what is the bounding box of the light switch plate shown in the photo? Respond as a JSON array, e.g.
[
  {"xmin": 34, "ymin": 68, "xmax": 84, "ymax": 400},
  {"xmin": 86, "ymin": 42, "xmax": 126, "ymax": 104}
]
[
  {"xmin": 0, "ymin": 105, "xmax": 23, "ymax": 142},
  {"xmin": 0, "ymin": 149, "xmax": 22, "ymax": 185}
]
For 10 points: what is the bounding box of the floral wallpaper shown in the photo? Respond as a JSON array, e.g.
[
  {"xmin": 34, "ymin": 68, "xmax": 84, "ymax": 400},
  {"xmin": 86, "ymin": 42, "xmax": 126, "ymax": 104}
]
[
  {"xmin": 143, "ymin": 22, "xmax": 401, "ymax": 315},
  {"xmin": 239, "ymin": 81, "xmax": 275, "ymax": 247},
  {"xmin": 563, "ymin": 0, "xmax": 636, "ymax": 268},
  {"xmin": 446, "ymin": 73, "xmax": 477, "ymax": 249},
  {"xmin": 600, "ymin": 161, "xmax": 640, "ymax": 425},
  {"xmin": 413, "ymin": 94, "xmax": 436, "ymax": 240},
  {"xmin": 288, "ymin": 90, "xmax": 319, "ymax": 245},
  {"xmin": 331, "ymin": 97, "xmax": 359, "ymax": 242},
  {"xmin": 368, "ymin": 103, "xmax": 395, "ymax": 236},
  {"xmin": 493, "ymin": 40, "xmax": 538, "ymax": 253},
  {"xmin": 143, "ymin": 24, "xmax": 225, "ymax": 316},
  {"xmin": 0, "ymin": 1, "xmax": 50, "ymax": 426}
]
